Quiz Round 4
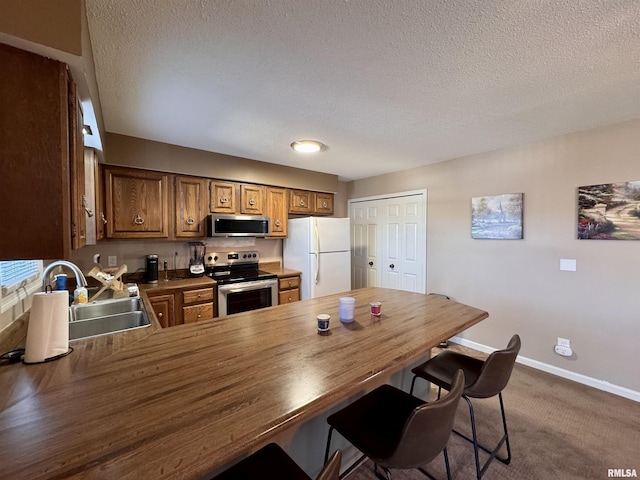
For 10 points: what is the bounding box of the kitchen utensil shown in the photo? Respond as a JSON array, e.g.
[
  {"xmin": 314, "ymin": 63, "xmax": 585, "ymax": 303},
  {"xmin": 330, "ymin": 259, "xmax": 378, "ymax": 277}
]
[{"xmin": 189, "ymin": 242, "xmax": 206, "ymax": 277}]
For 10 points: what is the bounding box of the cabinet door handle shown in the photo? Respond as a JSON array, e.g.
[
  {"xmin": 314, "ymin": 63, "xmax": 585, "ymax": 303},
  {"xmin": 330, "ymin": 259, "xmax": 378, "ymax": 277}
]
[
  {"xmin": 83, "ymin": 195, "xmax": 94, "ymax": 217},
  {"xmin": 133, "ymin": 214, "xmax": 145, "ymax": 225},
  {"xmin": 186, "ymin": 216, "xmax": 195, "ymax": 225},
  {"xmin": 249, "ymin": 198, "xmax": 256, "ymax": 206},
  {"xmin": 389, "ymin": 264, "xmax": 395, "ymax": 269},
  {"xmin": 369, "ymin": 261, "xmax": 374, "ymax": 267},
  {"xmin": 220, "ymin": 196, "xmax": 228, "ymax": 204},
  {"xmin": 274, "ymin": 220, "xmax": 281, "ymax": 227},
  {"xmin": 300, "ymin": 200, "xmax": 305, "ymax": 207},
  {"xmin": 322, "ymin": 201, "xmax": 328, "ymax": 208},
  {"xmin": 158, "ymin": 312, "xmax": 163, "ymax": 317},
  {"xmin": 101, "ymin": 212, "xmax": 108, "ymax": 224}
]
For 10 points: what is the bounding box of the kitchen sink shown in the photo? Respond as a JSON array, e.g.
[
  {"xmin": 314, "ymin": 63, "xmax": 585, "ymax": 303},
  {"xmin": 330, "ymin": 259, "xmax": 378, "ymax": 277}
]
[
  {"xmin": 73, "ymin": 297, "xmax": 143, "ymax": 321},
  {"xmin": 69, "ymin": 311, "xmax": 151, "ymax": 341},
  {"xmin": 69, "ymin": 296, "xmax": 151, "ymax": 341}
]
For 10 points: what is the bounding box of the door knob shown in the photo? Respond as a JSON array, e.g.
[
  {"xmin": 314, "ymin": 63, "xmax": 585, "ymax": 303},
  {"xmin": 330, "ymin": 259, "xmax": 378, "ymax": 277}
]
[
  {"xmin": 368, "ymin": 262, "xmax": 374, "ymax": 266},
  {"xmin": 389, "ymin": 264, "xmax": 395, "ymax": 269}
]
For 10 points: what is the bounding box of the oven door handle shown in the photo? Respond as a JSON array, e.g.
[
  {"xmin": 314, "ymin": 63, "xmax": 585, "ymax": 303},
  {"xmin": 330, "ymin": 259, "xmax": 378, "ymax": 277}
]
[{"xmin": 218, "ymin": 279, "xmax": 277, "ymax": 294}]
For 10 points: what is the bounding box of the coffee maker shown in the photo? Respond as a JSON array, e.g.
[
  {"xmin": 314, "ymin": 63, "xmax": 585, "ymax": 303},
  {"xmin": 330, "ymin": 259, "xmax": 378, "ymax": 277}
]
[
  {"xmin": 188, "ymin": 242, "xmax": 206, "ymax": 277},
  {"xmin": 145, "ymin": 254, "xmax": 159, "ymax": 283}
]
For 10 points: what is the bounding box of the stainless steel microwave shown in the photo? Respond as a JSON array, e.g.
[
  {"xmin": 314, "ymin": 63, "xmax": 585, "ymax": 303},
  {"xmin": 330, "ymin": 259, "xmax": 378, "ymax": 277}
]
[{"xmin": 207, "ymin": 215, "xmax": 271, "ymax": 237}]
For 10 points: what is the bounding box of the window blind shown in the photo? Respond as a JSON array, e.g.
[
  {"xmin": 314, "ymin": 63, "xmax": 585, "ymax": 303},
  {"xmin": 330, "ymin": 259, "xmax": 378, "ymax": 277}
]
[{"xmin": 0, "ymin": 260, "xmax": 40, "ymax": 290}]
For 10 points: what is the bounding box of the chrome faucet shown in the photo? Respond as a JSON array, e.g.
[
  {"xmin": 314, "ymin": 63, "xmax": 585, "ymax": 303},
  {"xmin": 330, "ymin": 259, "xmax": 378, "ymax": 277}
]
[{"xmin": 42, "ymin": 260, "xmax": 88, "ymax": 291}]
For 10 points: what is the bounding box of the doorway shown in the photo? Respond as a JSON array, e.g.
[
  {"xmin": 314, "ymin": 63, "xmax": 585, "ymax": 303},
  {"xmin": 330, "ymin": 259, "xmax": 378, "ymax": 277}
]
[{"xmin": 349, "ymin": 190, "xmax": 426, "ymax": 293}]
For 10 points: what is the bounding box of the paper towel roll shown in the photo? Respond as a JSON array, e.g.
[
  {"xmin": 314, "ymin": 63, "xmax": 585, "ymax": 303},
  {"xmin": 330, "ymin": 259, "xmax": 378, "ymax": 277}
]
[{"xmin": 24, "ymin": 291, "xmax": 70, "ymax": 363}]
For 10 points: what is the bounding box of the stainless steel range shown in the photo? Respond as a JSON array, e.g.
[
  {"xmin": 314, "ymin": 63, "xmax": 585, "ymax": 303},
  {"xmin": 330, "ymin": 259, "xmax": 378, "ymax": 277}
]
[{"xmin": 205, "ymin": 251, "xmax": 278, "ymax": 317}]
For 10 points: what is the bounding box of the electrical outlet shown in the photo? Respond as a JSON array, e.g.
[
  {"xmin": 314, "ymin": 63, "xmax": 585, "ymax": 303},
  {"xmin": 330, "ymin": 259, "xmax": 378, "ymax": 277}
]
[
  {"xmin": 108, "ymin": 256, "xmax": 117, "ymax": 267},
  {"xmin": 557, "ymin": 337, "xmax": 571, "ymax": 348},
  {"xmin": 554, "ymin": 345, "xmax": 572, "ymax": 356}
]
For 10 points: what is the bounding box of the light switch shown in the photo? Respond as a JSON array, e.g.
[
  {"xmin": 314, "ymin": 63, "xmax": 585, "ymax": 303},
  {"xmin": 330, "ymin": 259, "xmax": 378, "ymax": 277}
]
[{"xmin": 560, "ymin": 259, "xmax": 576, "ymax": 271}]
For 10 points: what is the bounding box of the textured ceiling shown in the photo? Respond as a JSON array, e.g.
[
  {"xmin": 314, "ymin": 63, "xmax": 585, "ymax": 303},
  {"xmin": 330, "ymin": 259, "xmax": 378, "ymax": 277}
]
[{"xmin": 86, "ymin": 0, "xmax": 640, "ymax": 181}]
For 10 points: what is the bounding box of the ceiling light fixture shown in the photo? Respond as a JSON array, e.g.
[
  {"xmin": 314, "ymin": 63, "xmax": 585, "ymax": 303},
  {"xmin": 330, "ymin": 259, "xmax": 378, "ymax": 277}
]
[
  {"xmin": 82, "ymin": 125, "xmax": 93, "ymax": 135},
  {"xmin": 290, "ymin": 140, "xmax": 326, "ymax": 153}
]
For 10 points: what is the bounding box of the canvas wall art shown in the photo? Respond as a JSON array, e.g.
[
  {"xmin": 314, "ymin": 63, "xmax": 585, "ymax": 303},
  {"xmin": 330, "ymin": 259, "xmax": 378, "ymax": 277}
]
[
  {"xmin": 471, "ymin": 193, "xmax": 523, "ymax": 239},
  {"xmin": 578, "ymin": 181, "xmax": 640, "ymax": 240}
]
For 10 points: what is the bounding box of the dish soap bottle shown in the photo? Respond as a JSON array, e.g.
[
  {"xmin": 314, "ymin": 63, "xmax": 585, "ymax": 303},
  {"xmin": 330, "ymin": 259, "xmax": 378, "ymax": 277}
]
[{"xmin": 74, "ymin": 286, "xmax": 88, "ymax": 304}]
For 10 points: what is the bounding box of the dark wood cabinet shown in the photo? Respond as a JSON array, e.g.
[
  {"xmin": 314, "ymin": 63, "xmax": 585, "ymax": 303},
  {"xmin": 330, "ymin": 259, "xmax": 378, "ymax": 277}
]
[
  {"xmin": 148, "ymin": 294, "xmax": 176, "ymax": 328},
  {"xmin": 278, "ymin": 274, "xmax": 300, "ymax": 304},
  {"xmin": 175, "ymin": 176, "xmax": 207, "ymax": 238},
  {"xmin": 289, "ymin": 189, "xmax": 314, "ymax": 214},
  {"xmin": 148, "ymin": 284, "xmax": 215, "ymax": 328},
  {"xmin": 182, "ymin": 287, "xmax": 215, "ymax": 323},
  {"xmin": 0, "ymin": 43, "xmax": 84, "ymax": 260},
  {"xmin": 266, "ymin": 187, "xmax": 288, "ymax": 237},
  {"xmin": 209, "ymin": 181, "xmax": 237, "ymax": 214},
  {"xmin": 315, "ymin": 192, "xmax": 334, "ymax": 215},
  {"xmin": 104, "ymin": 166, "xmax": 170, "ymax": 239}
]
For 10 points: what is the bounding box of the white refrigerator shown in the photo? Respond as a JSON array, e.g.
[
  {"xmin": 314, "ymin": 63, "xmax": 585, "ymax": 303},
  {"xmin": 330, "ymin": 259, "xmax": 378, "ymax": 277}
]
[{"xmin": 283, "ymin": 217, "xmax": 351, "ymax": 299}]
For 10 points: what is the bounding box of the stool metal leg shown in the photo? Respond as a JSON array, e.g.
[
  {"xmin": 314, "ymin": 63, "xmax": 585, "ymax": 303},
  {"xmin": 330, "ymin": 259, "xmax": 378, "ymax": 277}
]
[{"xmin": 452, "ymin": 393, "xmax": 511, "ymax": 480}]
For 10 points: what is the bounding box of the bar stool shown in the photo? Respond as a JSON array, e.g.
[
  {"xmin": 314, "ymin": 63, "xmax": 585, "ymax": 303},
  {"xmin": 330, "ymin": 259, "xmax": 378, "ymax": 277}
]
[
  {"xmin": 324, "ymin": 370, "xmax": 465, "ymax": 480},
  {"xmin": 409, "ymin": 334, "xmax": 521, "ymax": 480},
  {"xmin": 212, "ymin": 443, "xmax": 341, "ymax": 480}
]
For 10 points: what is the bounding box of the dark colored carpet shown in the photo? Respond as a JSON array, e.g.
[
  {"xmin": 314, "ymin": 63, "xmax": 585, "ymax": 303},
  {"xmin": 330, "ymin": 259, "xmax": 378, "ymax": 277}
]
[{"xmin": 346, "ymin": 344, "xmax": 639, "ymax": 480}]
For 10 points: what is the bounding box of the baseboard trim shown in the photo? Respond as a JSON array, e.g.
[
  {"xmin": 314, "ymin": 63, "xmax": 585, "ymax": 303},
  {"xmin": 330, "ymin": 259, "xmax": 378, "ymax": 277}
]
[{"xmin": 450, "ymin": 336, "xmax": 640, "ymax": 403}]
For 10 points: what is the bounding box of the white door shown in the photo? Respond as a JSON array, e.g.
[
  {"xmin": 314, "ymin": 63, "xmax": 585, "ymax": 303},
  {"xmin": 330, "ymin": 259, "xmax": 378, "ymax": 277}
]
[
  {"xmin": 351, "ymin": 202, "xmax": 381, "ymax": 289},
  {"xmin": 350, "ymin": 191, "xmax": 426, "ymax": 293},
  {"xmin": 381, "ymin": 196, "xmax": 425, "ymax": 293}
]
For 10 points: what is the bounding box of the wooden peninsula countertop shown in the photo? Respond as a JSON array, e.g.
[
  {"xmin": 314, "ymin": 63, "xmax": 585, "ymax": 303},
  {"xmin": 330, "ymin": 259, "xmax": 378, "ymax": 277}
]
[{"xmin": 0, "ymin": 287, "xmax": 488, "ymax": 479}]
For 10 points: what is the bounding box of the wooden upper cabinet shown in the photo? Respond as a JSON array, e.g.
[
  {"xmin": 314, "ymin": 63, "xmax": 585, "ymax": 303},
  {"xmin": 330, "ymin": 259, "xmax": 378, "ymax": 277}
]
[
  {"xmin": 289, "ymin": 189, "xmax": 314, "ymax": 214},
  {"xmin": 0, "ymin": 44, "xmax": 79, "ymax": 260},
  {"xmin": 94, "ymin": 154, "xmax": 106, "ymax": 241},
  {"xmin": 266, "ymin": 187, "xmax": 288, "ymax": 237},
  {"xmin": 315, "ymin": 192, "xmax": 334, "ymax": 215},
  {"xmin": 104, "ymin": 166, "xmax": 170, "ymax": 238},
  {"xmin": 210, "ymin": 181, "xmax": 237, "ymax": 213},
  {"xmin": 240, "ymin": 184, "xmax": 265, "ymax": 215},
  {"xmin": 175, "ymin": 176, "xmax": 207, "ymax": 238},
  {"xmin": 68, "ymin": 79, "xmax": 86, "ymax": 250}
]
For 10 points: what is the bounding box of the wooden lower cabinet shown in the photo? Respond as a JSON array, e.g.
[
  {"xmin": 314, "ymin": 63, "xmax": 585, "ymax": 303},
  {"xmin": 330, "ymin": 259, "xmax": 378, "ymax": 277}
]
[
  {"xmin": 278, "ymin": 275, "xmax": 300, "ymax": 304},
  {"xmin": 182, "ymin": 287, "xmax": 215, "ymax": 323},
  {"xmin": 148, "ymin": 285, "xmax": 216, "ymax": 328},
  {"xmin": 148, "ymin": 294, "xmax": 176, "ymax": 328}
]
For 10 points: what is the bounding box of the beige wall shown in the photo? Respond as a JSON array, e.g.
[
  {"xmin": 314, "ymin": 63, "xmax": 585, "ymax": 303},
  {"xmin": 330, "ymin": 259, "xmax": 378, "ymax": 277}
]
[
  {"xmin": 348, "ymin": 119, "xmax": 640, "ymax": 392},
  {"xmin": 0, "ymin": 0, "xmax": 82, "ymax": 55},
  {"xmin": 106, "ymin": 133, "xmax": 340, "ymax": 193}
]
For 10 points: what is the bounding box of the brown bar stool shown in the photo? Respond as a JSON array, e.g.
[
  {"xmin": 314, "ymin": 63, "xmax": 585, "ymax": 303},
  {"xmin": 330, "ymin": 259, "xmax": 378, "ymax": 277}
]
[
  {"xmin": 324, "ymin": 370, "xmax": 465, "ymax": 480},
  {"xmin": 212, "ymin": 443, "xmax": 341, "ymax": 480},
  {"xmin": 409, "ymin": 334, "xmax": 521, "ymax": 480}
]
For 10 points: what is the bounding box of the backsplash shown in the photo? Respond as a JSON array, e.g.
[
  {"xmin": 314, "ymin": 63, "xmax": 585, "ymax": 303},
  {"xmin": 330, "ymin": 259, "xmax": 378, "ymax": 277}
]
[{"xmin": 70, "ymin": 238, "xmax": 283, "ymax": 277}]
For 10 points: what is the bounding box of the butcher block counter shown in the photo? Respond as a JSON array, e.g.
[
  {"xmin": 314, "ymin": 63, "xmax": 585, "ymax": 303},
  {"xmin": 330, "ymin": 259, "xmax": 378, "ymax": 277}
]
[{"xmin": 0, "ymin": 287, "xmax": 488, "ymax": 479}]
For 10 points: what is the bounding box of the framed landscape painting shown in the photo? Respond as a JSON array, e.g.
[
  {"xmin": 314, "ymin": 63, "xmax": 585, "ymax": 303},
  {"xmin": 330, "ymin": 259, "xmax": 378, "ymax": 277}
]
[
  {"xmin": 471, "ymin": 193, "xmax": 523, "ymax": 239},
  {"xmin": 578, "ymin": 181, "xmax": 640, "ymax": 240}
]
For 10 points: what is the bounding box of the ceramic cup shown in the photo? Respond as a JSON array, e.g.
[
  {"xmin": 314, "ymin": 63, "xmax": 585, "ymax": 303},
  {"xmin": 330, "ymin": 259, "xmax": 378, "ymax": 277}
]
[
  {"xmin": 317, "ymin": 314, "xmax": 331, "ymax": 331},
  {"xmin": 370, "ymin": 302, "xmax": 382, "ymax": 316},
  {"xmin": 339, "ymin": 297, "xmax": 356, "ymax": 322}
]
